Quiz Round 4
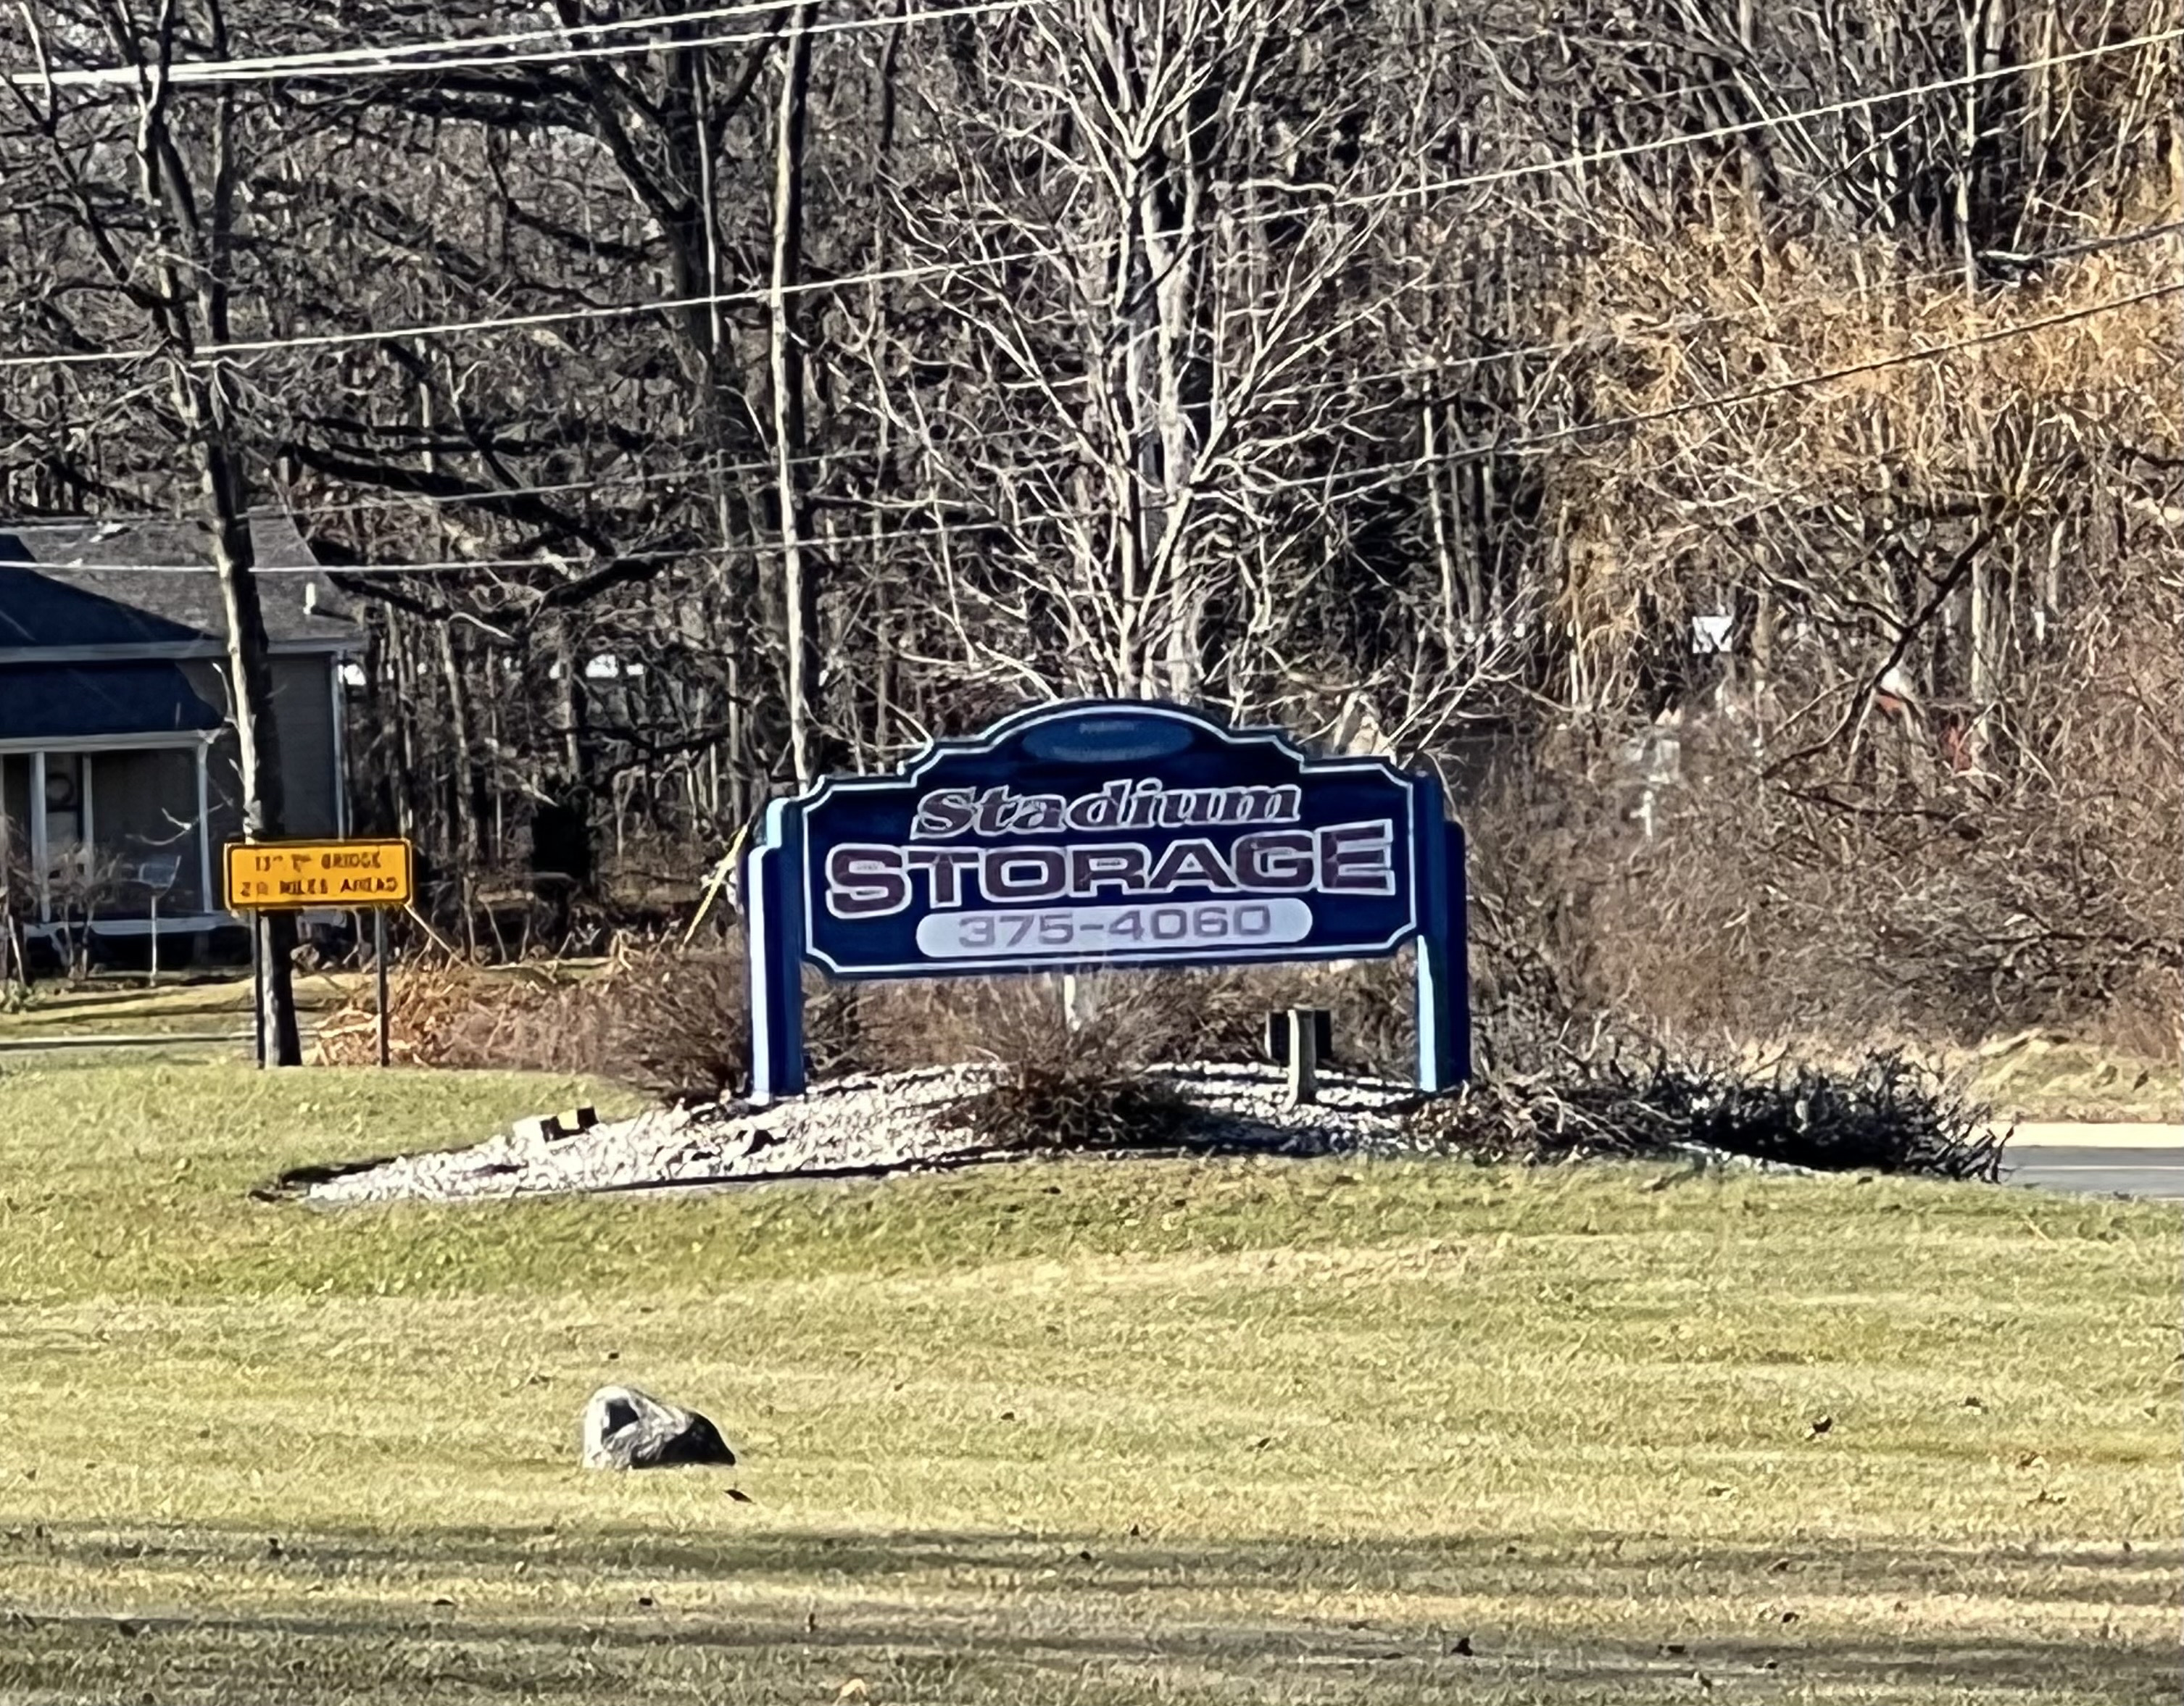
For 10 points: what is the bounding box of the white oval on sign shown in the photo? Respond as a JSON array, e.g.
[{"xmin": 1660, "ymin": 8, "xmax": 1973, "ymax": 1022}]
[{"xmin": 914, "ymin": 897, "xmax": 1314, "ymax": 960}]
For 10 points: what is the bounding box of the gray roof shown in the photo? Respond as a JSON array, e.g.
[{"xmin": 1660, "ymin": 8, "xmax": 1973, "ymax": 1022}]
[{"xmin": 0, "ymin": 516, "xmax": 359, "ymax": 651}]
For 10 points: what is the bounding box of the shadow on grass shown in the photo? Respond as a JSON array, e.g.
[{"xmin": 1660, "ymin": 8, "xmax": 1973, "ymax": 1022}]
[
  {"xmin": 1, "ymin": 1519, "xmax": 2173, "ymax": 1702},
  {"xmin": 14, "ymin": 1519, "xmax": 2177, "ymax": 1605}
]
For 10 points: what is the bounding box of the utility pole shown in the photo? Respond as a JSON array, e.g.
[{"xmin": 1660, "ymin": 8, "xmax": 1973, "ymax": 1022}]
[{"xmin": 770, "ymin": 1, "xmax": 818, "ymax": 787}]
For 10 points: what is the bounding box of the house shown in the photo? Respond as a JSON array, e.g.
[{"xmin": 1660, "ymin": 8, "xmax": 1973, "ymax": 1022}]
[{"xmin": 0, "ymin": 517, "xmax": 360, "ymax": 961}]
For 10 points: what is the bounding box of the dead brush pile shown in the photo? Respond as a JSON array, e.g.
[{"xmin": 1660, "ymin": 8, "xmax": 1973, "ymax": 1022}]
[
  {"xmin": 310, "ymin": 958, "xmax": 571, "ymax": 1069},
  {"xmin": 1411, "ymin": 1049, "xmax": 2006, "ymax": 1178}
]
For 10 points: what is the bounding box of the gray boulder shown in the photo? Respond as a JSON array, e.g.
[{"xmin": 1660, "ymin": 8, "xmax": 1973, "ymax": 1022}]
[{"xmin": 580, "ymin": 1385, "xmax": 736, "ymax": 1470}]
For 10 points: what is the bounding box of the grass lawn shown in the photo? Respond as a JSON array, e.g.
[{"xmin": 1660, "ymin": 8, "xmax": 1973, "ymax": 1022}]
[{"xmin": 0, "ymin": 1062, "xmax": 2176, "ymax": 1705}]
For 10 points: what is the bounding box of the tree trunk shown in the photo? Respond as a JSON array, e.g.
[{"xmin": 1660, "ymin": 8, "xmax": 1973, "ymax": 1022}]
[{"xmin": 692, "ymin": 42, "xmax": 755, "ymax": 822}]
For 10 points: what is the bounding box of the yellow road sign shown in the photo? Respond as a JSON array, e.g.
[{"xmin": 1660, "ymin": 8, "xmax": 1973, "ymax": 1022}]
[{"xmin": 224, "ymin": 838, "xmax": 413, "ymax": 910}]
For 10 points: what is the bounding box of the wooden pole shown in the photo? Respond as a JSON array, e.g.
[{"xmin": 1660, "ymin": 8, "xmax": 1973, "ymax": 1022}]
[{"xmin": 771, "ymin": 1, "xmax": 818, "ymax": 786}]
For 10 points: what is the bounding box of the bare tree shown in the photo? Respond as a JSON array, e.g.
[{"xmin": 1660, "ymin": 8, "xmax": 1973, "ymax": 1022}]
[
  {"xmin": 4, "ymin": 0, "xmax": 305, "ymax": 1057},
  {"xmin": 0, "ymin": 0, "xmax": 2173, "ymax": 1033}
]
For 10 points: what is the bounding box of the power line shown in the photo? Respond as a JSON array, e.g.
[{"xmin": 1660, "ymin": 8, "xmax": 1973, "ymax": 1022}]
[
  {"xmin": 760, "ymin": 219, "xmax": 2179, "ymax": 430},
  {"xmin": 1343, "ymin": 27, "xmax": 2183, "ymax": 212},
  {"xmin": 1284, "ymin": 218, "xmax": 2184, "ymax": 408},
  {"xmin": 13, "ymin": 2, "xmax": 798, "ymax": 86},
  {"xmin": 1, "ymin": 30, "xmax": 2170, "ymax": 377},
  {"xmin": 25, "ymin": 283, "xmax": 2172, "ymax": 575},
  {"xmin": 7, "ymin": 544, "xmax": 684, "ymax": 575},
  {"xmin": 4, "ymin": 1, "xmax": 1744, "ymax": 109},
  {"xmin": 15, "ymin": 437, "xmax": 1092, "ymax": 529},
  {"xmin": 1292, "ymin": 282, "xmax": 2184, "ymax": 496},
  {"xmin": 258, "ymin": 457, "xmax": 753, "ymax": 521},
  {"xmin": 5, "ymin": 0, "xmax": 1042, "ymax": 89},
  {"xmin": 22, "ymin": 218, "xmax": 2175, "ymax": 536},
  {"xmin": 4, "ymin": 456, "xmax": 755, "ymax": 530},
  {"xmin": 0, "ymin": 243, "xmax": 1070, "ymax": 372},
  {"xmin": 12, "ymin": 515, "xmax": 1016, "ymax": 575}
]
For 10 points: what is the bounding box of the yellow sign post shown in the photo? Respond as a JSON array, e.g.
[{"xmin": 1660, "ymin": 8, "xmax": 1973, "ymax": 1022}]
[{"xmin": 225, "ymin": 839, "xmax": 413, "ymax": 1068}]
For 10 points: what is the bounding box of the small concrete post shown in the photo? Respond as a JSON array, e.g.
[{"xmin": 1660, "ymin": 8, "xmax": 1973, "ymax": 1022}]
[
  {"xmin": 1060, "ymin": 970, "xmax": 1100, "ymax": 1033},
  {"xmin": 1284, "ymin": 1006, "xmax": 1319, "ymax": 1107}
]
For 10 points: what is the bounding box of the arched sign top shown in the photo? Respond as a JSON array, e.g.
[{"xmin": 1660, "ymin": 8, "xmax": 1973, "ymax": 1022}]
[
  {"xmin": 795, "ymin": 697, "xmax": 1419, "ymax": 801},
  {"xmin": 1018, "ymin": 710, "xmax": 1196, "ymax": 765},
  {"xmin": 744, "ymin": 699, "xmax": 1469, "ymax": 1101}
]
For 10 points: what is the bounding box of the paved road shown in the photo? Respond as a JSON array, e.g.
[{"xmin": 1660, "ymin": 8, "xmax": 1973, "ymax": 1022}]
[
  {"xmin": 2006, "ymin": 1147, "xmax": 2184, "ymax": 1200},
  {"xmin": 2004, "ymin": 1123, "xmax": 2184, "ymax": 1201},
  {"xmin": 0, "ymin": 1031, "xmax": 252, "ymax": 1052}
]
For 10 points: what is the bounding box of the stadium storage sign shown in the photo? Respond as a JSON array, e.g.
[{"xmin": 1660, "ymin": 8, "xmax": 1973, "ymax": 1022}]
[{"xmin": 745, "ymin": 699, "xmax": 1469, "ymax": 1099}]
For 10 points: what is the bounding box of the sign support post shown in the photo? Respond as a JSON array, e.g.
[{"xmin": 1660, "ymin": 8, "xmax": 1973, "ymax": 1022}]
[
  {"xmin": 746, "ymin": 799, "xmax": 806, "ymax": 1102},
  {"xmin": 374, "ymin": 907, "xmax": 391, "ymax": 1069},
  {"xmin": 250, "ymin": 916, "xmax": 266, "ymax": 1069},
  {"xmin": 1284, "ymin": 1007, "xmax": 1319, "ymax": 1107},
  {"xmin": 1410, "ymin": 786, "xmax": 1472, "ymax": 1093}
]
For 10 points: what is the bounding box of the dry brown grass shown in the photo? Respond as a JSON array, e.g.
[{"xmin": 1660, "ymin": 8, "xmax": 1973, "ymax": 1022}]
[
  {"xmin": 311, "ymin": 944, "xmax": 747, "ymax": 1098},
  {"xmin": 312, "ymin": 938, "xmax": 1429, "ymax": 1095}
]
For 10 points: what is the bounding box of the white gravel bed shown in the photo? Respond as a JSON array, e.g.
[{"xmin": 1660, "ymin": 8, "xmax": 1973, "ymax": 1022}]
[
  {"xmin": 304, "ymin": 1062, "xmax": 1428, "ymax": 1207},
  {"xmin": 300, "ymin": 1062, "xmax": 1810, "ymax": 1208}
]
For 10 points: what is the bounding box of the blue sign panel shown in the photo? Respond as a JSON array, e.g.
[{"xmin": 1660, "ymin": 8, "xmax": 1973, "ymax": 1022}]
[
  {"xmin": 800, "ymin": 702, "xmax": 1419, "ymax": 977},
  {"xmin": 744, "ymin": 700, "xmax": 1469, "ymax": 1101}
]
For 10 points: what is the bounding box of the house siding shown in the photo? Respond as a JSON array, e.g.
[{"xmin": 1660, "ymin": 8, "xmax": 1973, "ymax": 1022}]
[{"xmin": 180, "ymin": 655, "xmax": 344, "ymax": 846}]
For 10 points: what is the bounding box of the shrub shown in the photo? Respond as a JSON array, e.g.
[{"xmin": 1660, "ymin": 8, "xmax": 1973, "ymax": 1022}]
[
  {"xmin": 316, "ymin": 934, "xmax": 1544, "ymax": 1100},
  {"xmin": 934, "ymin": 1066, "xmax": 1197, "ymax": 1154},
  {"xmin": 916, "ymin": 976, "xmax": 1198, "ymax": 1153},
  {"xmin": 1453, "ymin": 610, "xmax": 2184, "ymax": 1059},
  {"xmin": 850, "ymin": 957, "xmax": 1424, "ymax": 1079}
]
